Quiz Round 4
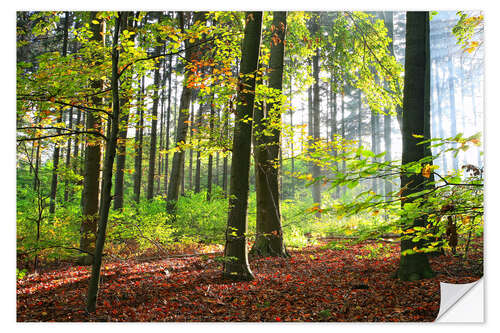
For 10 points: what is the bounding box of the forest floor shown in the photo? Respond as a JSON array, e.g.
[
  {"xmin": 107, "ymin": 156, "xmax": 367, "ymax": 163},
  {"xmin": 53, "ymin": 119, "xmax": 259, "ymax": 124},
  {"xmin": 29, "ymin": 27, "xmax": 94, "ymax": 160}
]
[{"xmin": 16, "ymin": 238, "xmax": 483, "ymax": 322}]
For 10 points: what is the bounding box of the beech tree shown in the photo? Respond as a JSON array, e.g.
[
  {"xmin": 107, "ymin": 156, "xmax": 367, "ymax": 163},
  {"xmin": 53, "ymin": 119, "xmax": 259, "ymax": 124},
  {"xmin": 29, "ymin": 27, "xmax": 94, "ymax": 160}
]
[
  {"xmin": 396, "ymin": 11, "xmax": 434, "ymax": 281},
  {"xmin": 79, "ymin": 12, "xmax": 104, "ymax": 264},
  {"xmin": 252, "ymin": 11, "xmax": 288, "ymax": 257},
  {"xmin": 165, "ymin": 11, "xmax": 205, "ymax": 214},
  {"xmin": 86, "ymin": 11, "xmax": 128, "ymax": 312},
  {"xmin": 223, "ymin": 11, "xmax": 263, "ymax": 281}
]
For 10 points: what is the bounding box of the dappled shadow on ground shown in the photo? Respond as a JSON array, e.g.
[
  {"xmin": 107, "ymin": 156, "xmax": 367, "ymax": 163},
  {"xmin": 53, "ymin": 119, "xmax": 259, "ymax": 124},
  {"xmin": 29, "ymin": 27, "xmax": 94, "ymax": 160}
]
[{"xmin": 16, "ymin": 238, "xmax": 482, "ymax": 322}]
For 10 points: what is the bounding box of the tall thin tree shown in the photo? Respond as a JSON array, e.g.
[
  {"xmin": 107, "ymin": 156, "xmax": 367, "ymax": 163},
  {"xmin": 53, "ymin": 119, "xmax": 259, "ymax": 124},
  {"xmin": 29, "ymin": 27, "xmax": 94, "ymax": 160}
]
[
  {"xmin": 223, "ymin": 11, "xmax": 263, "ymax": 281},
  {"xmin": 251, "ymin": 11, "xmax": 288, "ymax": 257}
]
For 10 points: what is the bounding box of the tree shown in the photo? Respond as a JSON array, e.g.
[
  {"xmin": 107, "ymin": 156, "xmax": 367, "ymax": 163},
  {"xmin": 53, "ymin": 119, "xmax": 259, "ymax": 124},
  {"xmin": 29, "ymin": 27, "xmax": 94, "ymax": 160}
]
[
  {"xmin": 48, "ymin": 11, "xmax": 70, "ymax": 214},
  {"xmin": 310, "ymin": 14, "xmax": 322, "ymax": 217},
  {"xmin": 166, "ymin": 11, "xmax": 204, "ymax": 213},
  {"xmin": 223, "ymin": 11, "xmax": 263, "ymax": 281},
  {"xmin": 252, "ymin": 11, "xmax": 288, "ymax": 257},
  {"xmin": 133, "ymin": 76, "xmax": 145, "ymax": 203},
  {"xmin": 113, "ymin": 14, "xmax": 135, "ymax": 209},
  {"xmin": 396, "ymin": 11, "xmax": 434, "ymax": 281},
  {"xmin": 86, "ymin": 11, "xmax": 128, "ymax": 312},
  {"xmin": 79, "ymin": 12, "xmax": 104, "ymax": 264},
  {"xmin": 147, "ymin": 13, "xmax": 164, "ymax": 200},
  {"xmin": 383, "ymin": 11, "xmax": 394, "ymax": 199}
]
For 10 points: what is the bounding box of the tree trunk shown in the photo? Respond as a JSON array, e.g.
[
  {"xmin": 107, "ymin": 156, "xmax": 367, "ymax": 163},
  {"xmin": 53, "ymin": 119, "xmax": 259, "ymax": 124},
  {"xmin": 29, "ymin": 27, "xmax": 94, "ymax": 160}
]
[
  {"xmin": 383, "ymin": 11, "xmax": 394, "ymax": 199},
  {"xmin": 206, "ymin": 95, "xmax": 216, "ymax": 201},
  {"xmin": 251, "ymin": 11, "xmax": 288, "ymax": 257},
  {"xmin": 222, "ymin": 107, "xmax": 229, "ymax": 197},
  {"xmin": 358, "ymin": 90, "xmax": 363, "ymax": 149},
  {"xmin": 164, "ymin": 56, "xmax": 173, "ymax": 194},
  {"xmin": 133, "ymin": 76, "xmax": 145, "ymax": 203},
  {"xmin": 397, "ymin": 11, "xmax": 434, "ymax": 281},
  {"xmin": 223, "ymin": 11, "xmax": 262, "ymax": 281},
  {"xmin": 289, "ymin": 77, "xmax": 295, "ymax": 198},
  {"xmin": 49, "ymin": 11, "xmax": 70, "ymax": 214},
  {"xmin": 311, "ymin": 17, "xmax": 321, "ymax": 216},
  {"xmin": 341, "ymin": 88, "xmax": 346, "ymax": 197},
  {"xmin": 370, "ymin": 104, "xmax": 379, "ymax": 194},
  {"xmin": 79, "ymin": 12, "xmax": 103, "ymax": 265},
  {"xmin": 146, "ymin": 43, "xmax": 163, "ymax": 200},
  {"xmin": 113, "ymin": 15, "xmax": 134, "ymax": 209},
  {"xmin": 194, "ymin": 103, "xmax": 203, "ymax": 193},
  {"xmin": 166, "ymin": 12, "xmax": 202, "ymax": 213},
  {"xmin": 330, "ymin": 77, "xmax": 340, "ymax": 199},
  {"xmin": 157, "ymin": 48, "xmax": 168, "ymax": 194},
  {"xmin": 63, "ymin": 107, "xmax": 73, "ymax": 201},
  {"xmin": 188, "ymin": 101, "xmax": 194, "ymax": 190},
  {"xmin": 86, "ymin": 12, "xmax": 126, "ymax": 312}
]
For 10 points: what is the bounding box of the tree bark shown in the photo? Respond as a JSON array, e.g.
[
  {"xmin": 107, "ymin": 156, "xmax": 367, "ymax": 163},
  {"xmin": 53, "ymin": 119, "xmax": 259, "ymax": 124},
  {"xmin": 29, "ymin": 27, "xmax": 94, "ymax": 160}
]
[
  {"xmin": 63, "ymin": 107, "xmax": 73, "ymax": 202},
  {"xmin": 86, "ymin": 12, "xmax": 125, "ymax": 312},
  {"xmin": 113, "ymin": 14, "xmax": 134, "ymax": 209},
  {"xmin": 206, "ymin": 95, "xmax": 216, "ymax": 201},
  {"xmin": 223, "ymin": 11, "xmax": 262, "ymax": 281},
  {"xmin": 166, "ymin": 12, "xmax": 203, "ymax": 213},
  {"xmin": 164, "ymin": 56, "xmax": 173, "ymax": 193},
  {"xmin": 194, "ymin": 102, "xmax": 203, "ymax": 193},
  {"xmin": 146, "ymin": 43, "xmax": 163, "ymax": 200},
  {"xmin": 133, "ymin": 76, "xmax": 145, "ymax": 203},
  {"xmin": 383, "ymin": 11, "xmax": 394, "ymax": 199},
  {"xmin": 79, "ymin": 12, "xmax": 103, "ymax": 264},
  {"xmin": 397, "ymin": 11, "xmax": 434, "ymax": 281},
  {"xmin": 251, "ymin": 11, "xmax": 288, "ymax": 257}
]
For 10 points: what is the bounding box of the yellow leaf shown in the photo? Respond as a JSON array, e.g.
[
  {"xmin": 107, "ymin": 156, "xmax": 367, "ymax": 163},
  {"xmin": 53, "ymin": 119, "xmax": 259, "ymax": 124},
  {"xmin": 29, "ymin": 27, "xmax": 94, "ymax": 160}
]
[{"xmin": 422, "ymin": 164, "xmax": 431, "ymax": 178}]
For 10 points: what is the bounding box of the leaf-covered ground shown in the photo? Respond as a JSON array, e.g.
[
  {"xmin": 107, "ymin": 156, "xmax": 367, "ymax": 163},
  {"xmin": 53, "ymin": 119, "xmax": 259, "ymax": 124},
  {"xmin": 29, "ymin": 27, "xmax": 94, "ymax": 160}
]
[{"xmin": 16, "ymin": 239, "xmax": 482, "ymax": 322}]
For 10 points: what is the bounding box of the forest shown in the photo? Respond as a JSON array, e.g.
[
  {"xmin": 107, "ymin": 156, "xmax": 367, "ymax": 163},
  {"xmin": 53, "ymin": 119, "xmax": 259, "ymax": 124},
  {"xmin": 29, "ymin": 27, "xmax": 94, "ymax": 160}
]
[{"xmin": 16, "ymin": 10, "xmax": 484, "ymax": 322}]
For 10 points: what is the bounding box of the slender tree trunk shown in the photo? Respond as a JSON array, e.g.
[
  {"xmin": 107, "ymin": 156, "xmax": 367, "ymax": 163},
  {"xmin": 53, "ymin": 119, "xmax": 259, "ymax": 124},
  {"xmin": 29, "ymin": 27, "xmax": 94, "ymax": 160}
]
[
  {"xmin": 79, "ymin": 12, "xmax": 104, "ymax": 265},
  {"xmin": 63, "ymin": 107, "xmax": 73, "ymax": 201},
  {"xmin": 164, "ymin": 56, "xmax": 173, "ymax": 193},
  {"xmin": 397, "ymin": 11, "xmax": 434, "ymax": 281},
  {"xmin": 157, "ymin": 49, "xmax": 168, "ymax": 194},
  {"xmin": 222, "ymin": 107, "xmax": 229, "ymax": 197},
  {"xmin": 223, "ymin": 11, "xmax": 262, "ymax": 281},
  {"xmin": 311, "ymin": 18, "xmax": 321, "ymax": 216},
  {"xmin": 215, "ymin": 108, "xmax": 220, "ymax": 187},
  {"xmin": 188, "ymin": 101, "xmax": 194, "ymax": 191},
  {"xmin": 207, "ymin": 95, "xmax": 215, "ymax": 201},
  {"xmin": 194, "ymin": 103, "xmax": 203, "ymax": 193},
  {"xmin": 86, "ymin": 12, "xmax": 125, "ymax": 312},
  {"xmin": 146, "ymin": 44, "xmax": 163, "ymax": 200},
  {"xmin": 49, "ymin": 11, "xmax": 70, "ymax": 214},
  {"xmin": 358, "ymin": 90, "xmax": 363, "ymax": 149},
  {"xmin": 330, "ymin": 77, "xmax": 340, "ymax": 199},
  {"xmin": 133, "ymin": 76, "xmax": 145, "ymax": 203},
  {"xmin": 166, "ymin": 12, "xmax": 202, "ymax": 213},
  {"xmin": 383, "ymin": 11, "xmax": 394, "ymax": 198},
  {"xmin": 113, "ymin": 15, "xmax": 134, "ymax": 209},
  {"xmin": 341, "ymin": 88, "xmax": 346, "ymax": 197},
  {"xmin": 112, "ymin": 102, "xmax": 129, "ymax": 208},
  {"xmin": 72, "ymin": 107, "xmax": 81, "ymax": 182},
  {"xmin": 370, "ymin": 105, "xmax": 379, "ymax": 194},
  {"xmin": 251, "ymin": 11, "xmax": 288, "ymax": 257},
  {"xmin": 289, "ymin": 77, "xmax": 295, "ymax": 198}
]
